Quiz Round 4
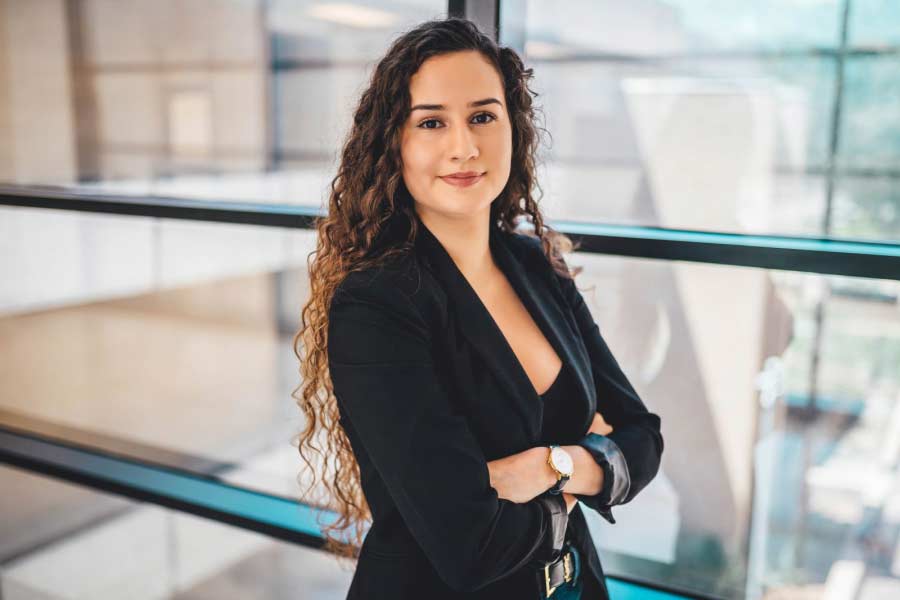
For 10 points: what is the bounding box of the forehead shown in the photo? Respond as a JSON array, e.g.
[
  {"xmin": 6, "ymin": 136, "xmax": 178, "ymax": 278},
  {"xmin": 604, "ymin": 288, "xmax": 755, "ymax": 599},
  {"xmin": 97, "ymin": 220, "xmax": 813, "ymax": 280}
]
[{"xmin": 408, "ymin": 50, "xmax": 504, "ymax": 106}]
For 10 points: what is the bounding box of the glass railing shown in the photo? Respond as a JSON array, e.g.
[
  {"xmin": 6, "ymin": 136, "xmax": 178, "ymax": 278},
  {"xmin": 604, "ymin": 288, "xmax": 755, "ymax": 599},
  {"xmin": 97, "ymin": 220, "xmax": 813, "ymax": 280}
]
[
  {"xmin": 0, "ymin": 463, "xmax": 355, "ymax": 598},
  {"xmin": 2, "ymin": 192, "xmax": 898, "ymax": 599},
  {"xmin": 506, "ymin": 0, "xmax": 900, "ymax": 245}
]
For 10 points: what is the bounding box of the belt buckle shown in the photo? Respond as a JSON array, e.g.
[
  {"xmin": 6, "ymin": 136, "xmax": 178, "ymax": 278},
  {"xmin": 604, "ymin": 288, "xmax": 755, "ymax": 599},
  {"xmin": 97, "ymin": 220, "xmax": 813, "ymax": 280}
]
[
  {"xmin": 543, "ymin": 563, "xmax": 556, "ymax": 598},
  {"xmin": 542, "ymin": 550, "xmax": 574, "ymax": 597}
]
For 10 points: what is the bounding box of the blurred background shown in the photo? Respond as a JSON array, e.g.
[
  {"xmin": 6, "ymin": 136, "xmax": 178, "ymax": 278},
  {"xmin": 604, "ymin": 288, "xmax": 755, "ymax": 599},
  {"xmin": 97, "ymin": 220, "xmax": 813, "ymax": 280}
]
[{"xmin": 1, "ymin": 1, "xmax": 899, "ymax": 598}]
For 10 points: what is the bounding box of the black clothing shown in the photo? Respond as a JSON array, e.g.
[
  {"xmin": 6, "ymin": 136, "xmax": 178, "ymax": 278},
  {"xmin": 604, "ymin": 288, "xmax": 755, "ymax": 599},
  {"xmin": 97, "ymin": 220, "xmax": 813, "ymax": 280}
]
[
  {"xmin": 539, "ymin": 362, "xmax": 584, "ymax": 445},
  {"xmin": 327, "ymin": 218, "xmax": 664, "ymax": 599}
]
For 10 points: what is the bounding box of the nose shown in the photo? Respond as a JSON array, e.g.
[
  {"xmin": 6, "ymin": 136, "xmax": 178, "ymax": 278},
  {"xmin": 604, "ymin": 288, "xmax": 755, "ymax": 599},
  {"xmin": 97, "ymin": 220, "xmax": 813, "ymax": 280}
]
[{"xmin": 448, "ymin": 122, "xmax": 479, "ymax": 163}]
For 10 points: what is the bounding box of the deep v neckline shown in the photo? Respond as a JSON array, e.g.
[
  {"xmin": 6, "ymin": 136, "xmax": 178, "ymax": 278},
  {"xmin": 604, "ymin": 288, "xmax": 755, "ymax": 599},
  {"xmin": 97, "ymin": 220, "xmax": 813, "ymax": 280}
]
[
  {"xmin": 413, "ymin": 216, "xmax": 597, "ymax": 438},
  {"xmin": 436, "ymin": 226, "xmax": 564, "ymax": 398}
]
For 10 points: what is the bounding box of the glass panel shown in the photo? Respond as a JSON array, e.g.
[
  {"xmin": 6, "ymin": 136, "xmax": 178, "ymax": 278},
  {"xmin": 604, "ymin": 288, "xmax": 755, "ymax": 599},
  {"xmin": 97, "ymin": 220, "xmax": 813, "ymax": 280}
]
[
  {"xmin": 839, "ymin": 55, "xmax": 900, "ymax": 172},
  {"xmin": 0, "ymin": 466, "xmax": 353, "ymax": 599},
  {"xmin": 560, "ymin": 250, "xmax": 900, "ymax": 599},
  {"xmin": 523, "ymin": 0, "xmax": 842, "ymax": 55},
  {"xmin": 0, "ymin": 208, "xmax": 314, "ymax": 474},
  {"xmin": 3, "ymin": 204, "xmax": 899, "ymax": 598},
  {"xmin": 516, "ymin": 5, "xmax": 837, "ymax": 236},
  {"xmin": 649, "ymin": 55, "xmax": 834, "ymax": 177},
  {"xmin": 848, "ymin": 0, "xmax": 900, "ymax": 47},
  {"xmin": 515, "ymin": 1, "xmax": 900, "ymax": 243},
  {"xmin": 0, "ymin": 0, "xmax": 446, "ymax": 205},
  {"xmin": 832, "ymin": 174, "xmax": 900, "ymax": 242}
]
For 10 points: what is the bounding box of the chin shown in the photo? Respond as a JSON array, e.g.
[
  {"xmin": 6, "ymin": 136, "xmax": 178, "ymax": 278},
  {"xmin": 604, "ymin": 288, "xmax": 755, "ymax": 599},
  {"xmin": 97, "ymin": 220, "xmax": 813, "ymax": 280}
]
[{"xmin": 421, "ymin": 199, "xmax": 493, "ymax": 221}]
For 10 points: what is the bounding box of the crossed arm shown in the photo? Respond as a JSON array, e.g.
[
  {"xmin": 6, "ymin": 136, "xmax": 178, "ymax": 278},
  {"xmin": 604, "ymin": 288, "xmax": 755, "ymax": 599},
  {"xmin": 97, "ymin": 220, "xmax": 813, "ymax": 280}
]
[
  {"xmin": 486, "ymin": 412, "xmax": 614, "ymax": 510},
  {"xmin": 488, "ymin": 239, "xmax": 665, "ymax": 521}
]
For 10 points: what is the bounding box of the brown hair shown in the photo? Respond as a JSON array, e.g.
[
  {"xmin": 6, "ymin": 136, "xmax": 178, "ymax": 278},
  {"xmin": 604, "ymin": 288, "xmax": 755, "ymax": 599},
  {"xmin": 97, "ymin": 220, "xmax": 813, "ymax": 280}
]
[{"xmin": 291, "ymin": 16, "xmax": 581, "ymax": 563}]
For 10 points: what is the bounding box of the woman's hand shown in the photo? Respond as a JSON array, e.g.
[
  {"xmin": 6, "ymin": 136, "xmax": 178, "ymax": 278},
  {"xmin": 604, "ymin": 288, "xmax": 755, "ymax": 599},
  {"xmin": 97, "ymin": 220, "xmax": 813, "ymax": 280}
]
[
  {"xmin": 486, "ymin": 448, "xmax": 579, "ymax": 512},
  {"xmin": 487, "ymin": 447, "xmax": 554, "ymax": 504},
  {"xmin": 588, "ymin": 411, "xmax": 614, "ymax": 436},
  {"xmin": 486, "ymin": 412, "xmax": 613, "ymax": 505}
]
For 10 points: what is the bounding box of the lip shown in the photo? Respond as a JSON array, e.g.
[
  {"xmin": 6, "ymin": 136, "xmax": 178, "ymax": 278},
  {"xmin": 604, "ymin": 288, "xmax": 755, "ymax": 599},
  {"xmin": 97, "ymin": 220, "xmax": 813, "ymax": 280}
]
[{"xmin": 439, "ymin": 172, "xmax": 485, "ymax": 188}]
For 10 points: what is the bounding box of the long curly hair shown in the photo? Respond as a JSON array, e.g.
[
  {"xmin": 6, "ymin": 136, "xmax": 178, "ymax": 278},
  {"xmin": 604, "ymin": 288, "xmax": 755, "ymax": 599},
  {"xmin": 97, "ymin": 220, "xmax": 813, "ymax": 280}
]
[{"xmin": 291, "ymin": 16, "xmax": 582, "ymax": 563}]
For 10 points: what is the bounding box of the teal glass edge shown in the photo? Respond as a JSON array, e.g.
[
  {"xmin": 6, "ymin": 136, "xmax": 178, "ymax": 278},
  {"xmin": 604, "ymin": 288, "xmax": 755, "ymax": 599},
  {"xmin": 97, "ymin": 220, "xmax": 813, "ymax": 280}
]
[
  {"xmin": 607, "ymin": 577, "xmax": 697, "ymax": 600},
  {"xmin": 0, "ymin": 430, "xmax": 333, "ymax": 539},
  {"xmin": 552, "ymin": 220, "xmax": 900, "ymax": 259}
]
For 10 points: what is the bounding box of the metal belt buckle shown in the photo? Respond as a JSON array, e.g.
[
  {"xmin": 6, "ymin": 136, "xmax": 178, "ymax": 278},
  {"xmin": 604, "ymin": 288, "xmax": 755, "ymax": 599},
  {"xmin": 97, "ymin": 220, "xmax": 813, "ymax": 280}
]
[
  {"xmin": 543, "ymin": 563, "xmax": 556, "ymax": 598},
  {"xmin": 542, "ymin": 550, "xmax": 574, "ymax": 597}
]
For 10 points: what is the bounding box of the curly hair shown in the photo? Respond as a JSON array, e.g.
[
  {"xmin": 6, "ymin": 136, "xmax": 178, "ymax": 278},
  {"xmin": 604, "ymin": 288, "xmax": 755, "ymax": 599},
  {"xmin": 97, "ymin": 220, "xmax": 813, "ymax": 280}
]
[{"xmin": 291, "ymin": 16, "xmax": 582, "ymax": 564}]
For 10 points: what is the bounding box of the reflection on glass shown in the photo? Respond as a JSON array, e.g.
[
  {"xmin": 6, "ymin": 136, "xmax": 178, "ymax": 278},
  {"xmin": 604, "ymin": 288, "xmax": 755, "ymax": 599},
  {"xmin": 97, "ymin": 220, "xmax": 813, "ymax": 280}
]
[
  {"xmin": 834, "ymin": 175, "xmax": 900, "ymax": 240},
  {"xmin": 832, "ymin": 175, "xmax": 900, "ymax": 242},
  {"xmin": 511, "ymin": 0, "xmax": 899, "ymax": 243},
  {"xmin": 0, "ymin": 0, "xmax": 446, "ymax": 205},
  {"xmin": 3, "ymin": 204, "xmax": 898, "ymax": 598},
  {"xmin": 840, "ymin": 56, "xmax": 900, "ymax": 171},
  {"xmin": 848, "ymin": 0, "xmax": 900, "ymax": 47},
  {"xmin": 0, "ymin": 466, "xmax": 353, "ymax": 598},
  {"xmin": 559, "ymin": 250, "xmax": 900, "ymax": 598},
  {"xmin": 523, "ymin": 0, "xmax": 842, "ymax": 55},
  {"xmin": 3, "ymin": 0, "xmax": 898, "ymax": 242}
]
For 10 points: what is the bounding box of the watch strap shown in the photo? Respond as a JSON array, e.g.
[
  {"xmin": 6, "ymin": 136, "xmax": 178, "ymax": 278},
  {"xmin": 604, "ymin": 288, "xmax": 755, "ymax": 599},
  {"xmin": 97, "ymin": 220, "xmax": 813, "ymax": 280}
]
[{"xmin": 548, "ymin": 472, "xmax": 570, "ymax": 495}]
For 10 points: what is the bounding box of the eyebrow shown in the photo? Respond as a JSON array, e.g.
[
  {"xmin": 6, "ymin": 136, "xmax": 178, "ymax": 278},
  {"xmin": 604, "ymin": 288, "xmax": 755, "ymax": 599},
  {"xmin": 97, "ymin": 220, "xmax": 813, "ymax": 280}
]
[{"xmin": 409, "ymin": 97, "xmax": 503, "ymax": 112}]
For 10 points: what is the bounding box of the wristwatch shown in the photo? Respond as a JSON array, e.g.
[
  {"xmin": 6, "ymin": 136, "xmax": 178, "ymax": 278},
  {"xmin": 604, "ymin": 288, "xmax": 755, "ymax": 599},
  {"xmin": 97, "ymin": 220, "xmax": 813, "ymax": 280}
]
[{"xmin": 546, "ymin": 445, "xmax": 574, "ymax": 495}]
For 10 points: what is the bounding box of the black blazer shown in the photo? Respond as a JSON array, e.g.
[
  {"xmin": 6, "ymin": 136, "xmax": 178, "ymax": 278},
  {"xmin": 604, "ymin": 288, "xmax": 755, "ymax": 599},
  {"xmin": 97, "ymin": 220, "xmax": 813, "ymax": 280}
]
[{"xmin": 327, "ymin": 218, "xmax": 664, "ymax": 600}]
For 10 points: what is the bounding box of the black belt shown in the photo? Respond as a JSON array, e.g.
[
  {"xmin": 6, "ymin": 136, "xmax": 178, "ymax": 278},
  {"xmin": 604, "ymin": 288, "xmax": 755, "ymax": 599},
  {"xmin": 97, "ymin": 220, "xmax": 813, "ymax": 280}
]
[{"xmin": 540, "ymin": 543, "xmax": 577, "ymax": 597}]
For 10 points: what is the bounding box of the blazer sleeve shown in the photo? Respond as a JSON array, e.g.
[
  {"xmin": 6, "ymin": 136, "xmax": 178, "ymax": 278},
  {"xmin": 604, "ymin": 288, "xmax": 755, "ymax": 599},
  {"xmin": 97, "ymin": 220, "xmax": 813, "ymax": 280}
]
[
  {"xmin": 327, "ymin": 277, "xmax": 569, "ymax": 593},
  {"xmin": 554, "ymin": 263, "xmax": 664, "ymax": 523}
]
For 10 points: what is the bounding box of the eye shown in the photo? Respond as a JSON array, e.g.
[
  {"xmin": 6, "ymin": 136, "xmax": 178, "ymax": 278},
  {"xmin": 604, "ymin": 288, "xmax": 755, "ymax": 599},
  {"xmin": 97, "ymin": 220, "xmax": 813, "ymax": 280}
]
[
  {"xmin": 472, "ymin": 112, "xmax": 497, "ymax": 125},
  {"xmin": 417, "ymin": 112, "xmax": 497, "ymax": 130},
  {"xmin": 418, "ymin": 118, "xmax": 441, "ymax": 130}
]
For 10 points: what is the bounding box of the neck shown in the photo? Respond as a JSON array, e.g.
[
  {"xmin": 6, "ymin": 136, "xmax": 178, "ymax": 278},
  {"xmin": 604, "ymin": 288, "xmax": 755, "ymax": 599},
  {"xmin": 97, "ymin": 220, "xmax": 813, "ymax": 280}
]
[{"xmin": 417, "ymin": 206, "xmax": 496, "ymax": 283}]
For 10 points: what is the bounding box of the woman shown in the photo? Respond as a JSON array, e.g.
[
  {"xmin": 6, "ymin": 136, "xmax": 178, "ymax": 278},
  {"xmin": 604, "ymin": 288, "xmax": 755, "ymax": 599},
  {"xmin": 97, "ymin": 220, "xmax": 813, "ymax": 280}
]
[{"xmin": 294, "ymin": 17, "xmax": 663, "ymax": 600}]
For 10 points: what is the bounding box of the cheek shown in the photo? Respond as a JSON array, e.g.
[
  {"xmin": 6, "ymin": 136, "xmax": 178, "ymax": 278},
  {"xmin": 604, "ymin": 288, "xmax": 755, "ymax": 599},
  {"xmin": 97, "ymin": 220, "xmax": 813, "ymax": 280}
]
[
  {"xmin": 486, "ymin": 128, "xmax": 513, "ymax": 177},
  {"xmin": 487, "ymin": 125, "xmax": 513, "ymax": 162},
  {"xmin": 401, "ymin": 137, "xmax": 436, "ymax": 177}
]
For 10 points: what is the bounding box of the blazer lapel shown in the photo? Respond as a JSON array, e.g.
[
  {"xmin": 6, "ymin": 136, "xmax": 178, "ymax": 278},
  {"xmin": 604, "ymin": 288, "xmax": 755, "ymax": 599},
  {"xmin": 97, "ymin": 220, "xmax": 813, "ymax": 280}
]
[
  {"xmin": 414, "ymin": 219, "xmax": 596, "ymax": 439},
  {"xmin": 490, "ymin": 226, "xmax": 597, "ymax": 436}
]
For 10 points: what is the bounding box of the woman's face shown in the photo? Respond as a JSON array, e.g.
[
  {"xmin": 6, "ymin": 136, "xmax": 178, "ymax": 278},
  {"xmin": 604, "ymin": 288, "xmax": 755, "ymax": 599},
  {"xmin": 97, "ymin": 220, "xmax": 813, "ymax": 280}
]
[{"xmin": 400, "ymin": 50, "xmax": 513, "ymax": 223}]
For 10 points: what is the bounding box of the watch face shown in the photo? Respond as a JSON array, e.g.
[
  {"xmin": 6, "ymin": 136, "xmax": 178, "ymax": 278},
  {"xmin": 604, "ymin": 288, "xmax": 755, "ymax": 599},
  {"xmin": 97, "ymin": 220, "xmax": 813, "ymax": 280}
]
[{"xmin": 550, "ymin": 447, "xmax": 574, "ymax": 476}]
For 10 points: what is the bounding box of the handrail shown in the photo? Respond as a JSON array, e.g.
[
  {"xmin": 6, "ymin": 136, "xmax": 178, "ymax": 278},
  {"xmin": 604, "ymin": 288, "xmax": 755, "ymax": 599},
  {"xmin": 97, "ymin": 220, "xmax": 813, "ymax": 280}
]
[
  {"xmin": 0, "ymin": 425, "xmax": 335, "ymax": 552},
  {"xmin": 3, "ymin": 185, "xmax": 899, "ymax": 281},
  {"xmin": 0, "ymin": 420, "xmax": 713, "ymax": 599}
]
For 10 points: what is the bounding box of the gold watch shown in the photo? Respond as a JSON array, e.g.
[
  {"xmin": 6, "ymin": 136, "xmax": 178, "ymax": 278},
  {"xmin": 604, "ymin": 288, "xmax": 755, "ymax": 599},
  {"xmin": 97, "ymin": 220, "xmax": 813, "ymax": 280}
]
[{"xmin": 547, "ymin": 445, "xmax": 574, "ymax": 495}]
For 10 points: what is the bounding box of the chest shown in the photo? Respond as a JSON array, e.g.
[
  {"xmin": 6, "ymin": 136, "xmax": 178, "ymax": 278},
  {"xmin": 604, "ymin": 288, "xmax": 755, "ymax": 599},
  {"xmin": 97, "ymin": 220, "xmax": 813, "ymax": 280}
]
[
  {"xmin": 413, "ymin": 240, "xmax": 596, "ymax": 458},
  {"xmin": 430, "ymin": 265, "xmax": 582, "ymax": 458},
  {"xmin": 474, "ymin": 270, "xmax": 563, "ymax": 397}
]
